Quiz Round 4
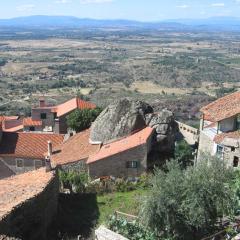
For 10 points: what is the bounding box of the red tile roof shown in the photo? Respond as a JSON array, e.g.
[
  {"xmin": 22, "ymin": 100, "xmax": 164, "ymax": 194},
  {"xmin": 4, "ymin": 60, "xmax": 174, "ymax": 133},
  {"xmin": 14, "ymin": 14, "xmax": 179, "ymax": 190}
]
[
  {"xmin": 0, "ymin": 168, "xmax": 54, "ymax": 220},
  {"xmin": 51, "ymin": 129, "xmax": 100, "ymax": 167},
  {"xmin": 0, "ymin": 116, "xmax": 23, "ymax": 133},
  {"xmin": 23, "ymin": 117, "xmax": 42, "ymax": 127},
  {"xmin": 52, "ymin": 97, "xmax": 96, "ymax": 117},
  {"xmin": 0, "ymin": 132, "xmax": 64, "ymax": 159},
  {"xmin": 0, "ymin": 116, "xmax": 19, "ymax": 122},
  {"xmin": 214, "ymin": 131, "xmax": 240, "ymax": 144},
  {"xmin": 3, "ymin": 125, "xmax": 23, "ymax": 133},
  {"xmin": 201, "ymin": 91, "xmax": 240, "ymax": 122},
  {"xmin": 87, "ymin": 127, "xmax": 154, "ymax": 164}
]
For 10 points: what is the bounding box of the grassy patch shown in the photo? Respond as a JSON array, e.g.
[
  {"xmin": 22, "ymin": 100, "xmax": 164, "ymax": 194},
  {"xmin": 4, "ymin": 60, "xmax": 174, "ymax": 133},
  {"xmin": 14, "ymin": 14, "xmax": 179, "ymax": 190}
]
[{"xmin": 97, "ymin": 189, "xmax": 148, "ymax": 224}]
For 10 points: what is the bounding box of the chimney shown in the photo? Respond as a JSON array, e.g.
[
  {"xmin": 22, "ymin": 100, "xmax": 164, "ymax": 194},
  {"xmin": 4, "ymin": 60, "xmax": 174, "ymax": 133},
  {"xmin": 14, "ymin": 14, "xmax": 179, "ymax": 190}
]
[
  {"xmin": 48, "ymin": 140, "xmax": 53, "ymax": 157},
  {"xmin": 39, "ymin": 97, "xmax": 46, "ymax": 108}
]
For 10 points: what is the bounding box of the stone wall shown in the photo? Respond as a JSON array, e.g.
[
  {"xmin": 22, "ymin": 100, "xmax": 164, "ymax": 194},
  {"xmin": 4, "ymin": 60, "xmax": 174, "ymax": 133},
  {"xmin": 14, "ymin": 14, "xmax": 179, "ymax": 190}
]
[
  {"xmin": 95, "ymin": 226, "xmax": 128, "ymax": 240},
  {"xmin": 31, "ymin": 108, "xmax": 54, "ymax": 128},
  {"xmin": 88, "ymin": 144, "xmax": 148, "ymax": 179},
  {"xmin": 197, "ymin": 131, "xmax": 215, "ymax": 161},
  {"xmin": 0, "ymin": 169, "xmax": 59, "ymax": 240},
  {"xmin": 0, "ymin": 157, "xmax": 45, "ymax": 176},
  {"xmin": 176, "ymin": 121, "xmax": 199, "ymax": 145}
]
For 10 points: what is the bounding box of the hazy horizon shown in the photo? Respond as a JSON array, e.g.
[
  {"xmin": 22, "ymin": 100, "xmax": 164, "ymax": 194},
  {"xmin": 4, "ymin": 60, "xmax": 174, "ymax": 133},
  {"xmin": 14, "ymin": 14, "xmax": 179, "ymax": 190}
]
[{"xmin": 1, "ymin": 0, "xmax": 240, "ymax": 22}]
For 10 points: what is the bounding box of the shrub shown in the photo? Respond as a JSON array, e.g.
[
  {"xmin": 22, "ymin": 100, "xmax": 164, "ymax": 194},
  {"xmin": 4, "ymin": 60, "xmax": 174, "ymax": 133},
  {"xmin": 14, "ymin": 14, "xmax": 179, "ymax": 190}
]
[
  {"xmin": 59, "ymin": 170, "xmax": 89, "ymax": 193},
  {"xmin": 175, "ymin": 140, "xmax": 194, "ymax": 168},
  {"xmin": 140, "ymin": 157, "xmax": 235, "ymax": 240},
  {"xmin": 108, "ymin": 215, "xmax": 158, "ymax": 240},
  {"xmin": 66, "ymin": 107, "xmax": 102, "ymax": 132}
]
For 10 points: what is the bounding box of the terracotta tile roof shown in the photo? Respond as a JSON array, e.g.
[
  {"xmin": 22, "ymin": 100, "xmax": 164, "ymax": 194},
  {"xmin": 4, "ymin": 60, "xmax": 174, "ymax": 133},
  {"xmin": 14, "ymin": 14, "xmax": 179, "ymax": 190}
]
[
  {"xmin": 52, "ymin": 97, "xmax": 96, "ymax": 117},
  {"xmin": 0, "ymin": 116, "xmax": 23, "ymax": 132},
  {"xmin": 87, "ymin": 127, "xmax": 154, "ymax": 164},
  {"xmin": 0, "ymin": 132, "xmax": 64, "ymax": 159},
  {"xmin": 3, "ymin": 125, "xmax": 23, "ymax": 133},
  {"xmin": 214, "ymin": 131, "xmax": 240, "ymax": 144},
  {"xmin": 51, "ymin": 129, "xmax": 100, "ymax": 166},
  {"xmin": 0, "ymin": 168, "xmax": 54, "ymax": 220},
  {"xmin": 201, "ymin": 91, "xmax": 240, "ymax": 122},
  {"xmin": 0, "ymin": 116, "xmax": 19, "ymax": 122},
  {"xmin": 23, "ymin": 117, "xmax": 42, "ymax": 127}
]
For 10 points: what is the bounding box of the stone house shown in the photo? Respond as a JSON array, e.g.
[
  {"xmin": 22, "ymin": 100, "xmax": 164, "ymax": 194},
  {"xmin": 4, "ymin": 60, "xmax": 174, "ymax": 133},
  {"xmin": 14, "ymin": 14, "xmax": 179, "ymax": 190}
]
[
  {"xmin": 197, "ymin": 91, "xmax": 240, "ymax": 167},
  {"xmin": 51, "ymin": 127, "xmax": 154, "ymax": 179},
  {"xmin": 24, "ymin": 97, "xmax": 96, "ymax": 134},
  {"xmin": 0, "ymin": 126, "xmax": 64, "ymax": 179}
]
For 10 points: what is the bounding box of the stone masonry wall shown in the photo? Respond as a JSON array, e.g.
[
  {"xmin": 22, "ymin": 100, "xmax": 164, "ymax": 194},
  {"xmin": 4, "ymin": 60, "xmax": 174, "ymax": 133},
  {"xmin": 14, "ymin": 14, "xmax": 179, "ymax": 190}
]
[
  {"xmin": 197, "ymin": 131, "xmax": 215, "ymax": 161},
  {"xmin": 0, "ymin": 170, "xmax": 59, "ymax": 240},
  {"xmin": 88, "ymin": 144, "xmax": 148, "ymax": 179}
]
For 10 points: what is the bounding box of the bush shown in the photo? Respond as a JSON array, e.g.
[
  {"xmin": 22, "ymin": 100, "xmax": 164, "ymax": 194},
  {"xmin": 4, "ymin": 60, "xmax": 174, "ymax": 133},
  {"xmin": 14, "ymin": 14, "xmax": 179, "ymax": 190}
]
[
  {"xmin": 140, "ymin": 157, "xmax": 235, "ymax": 240},
  {"xmin": 59, "ymin": 170, "xmax": 89, "ymax": 193},
  {"xmin": 66, "ymin": 107, "xmax": 102, "ymax": 132},
  {"xmin": 175, "ymin": 140, "xmax": 194, "ymax": 168},
  {"xmin": 108, "ymin": 215, "xmax": 158, "ymax": 240}
]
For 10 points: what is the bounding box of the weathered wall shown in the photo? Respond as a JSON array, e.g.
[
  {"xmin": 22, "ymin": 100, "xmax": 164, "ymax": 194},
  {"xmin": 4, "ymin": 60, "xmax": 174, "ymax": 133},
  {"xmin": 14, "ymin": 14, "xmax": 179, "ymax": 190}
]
[
  {"xmin": 31, "ymin": 108, "xmax": 54, "ymax": 127},
  {"xmin": 197, "ymin": 131, "xmax": 215, "ymax": 161},
  {"xmin": 61, "ymin": 159, "xmax": 87, "ymax": 173},
  {"xmin": 0, "ymin": 157, "xmax": 45, "ymax": 176},
  {"xmin": 176, "ymin": 121, "xmax": 199, "ymax": 145},
  {"xmin": 0, "ymin": 171, "xmax": 59, "ymax": 240},
  {"xmin": 88, "ymin": 144, "xmax": 148, "ymax": 179}
]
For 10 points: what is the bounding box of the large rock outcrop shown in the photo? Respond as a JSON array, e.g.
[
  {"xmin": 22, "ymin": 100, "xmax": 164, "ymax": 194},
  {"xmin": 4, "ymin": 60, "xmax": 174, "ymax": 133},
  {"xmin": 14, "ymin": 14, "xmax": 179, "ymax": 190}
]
[
  {"xmin": 90, "ymin": 98, "xmax": 176, "ymax": 151},
  {"xmin": 90, "ymin": 98, "xmax": 153, "ymax": 143},
  {"xmin": 146, "ymin": 110, "xmax": 176, "ymax": 152}
]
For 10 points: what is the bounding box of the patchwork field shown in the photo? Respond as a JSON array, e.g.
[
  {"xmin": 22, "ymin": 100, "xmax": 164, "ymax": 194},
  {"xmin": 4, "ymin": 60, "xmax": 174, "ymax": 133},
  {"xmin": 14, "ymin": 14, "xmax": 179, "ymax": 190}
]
[{"xmin": 0, "ymin": 27, "xmax": 240, "ymax": 124}]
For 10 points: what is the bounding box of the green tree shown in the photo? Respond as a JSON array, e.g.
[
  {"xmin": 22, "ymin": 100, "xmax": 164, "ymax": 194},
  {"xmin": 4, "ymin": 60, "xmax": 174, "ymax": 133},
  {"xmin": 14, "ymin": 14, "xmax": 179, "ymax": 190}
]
[
  {"xmin": 66, "ymin": 108, "xmax": 102, "ymax": 132},
  {"xmin": 140, "ymin": 157, "xmax": 235, "ymax": 240},
  {"xmin": 175, "ymin": 140, "xmax": 194, "ymax": 168}
]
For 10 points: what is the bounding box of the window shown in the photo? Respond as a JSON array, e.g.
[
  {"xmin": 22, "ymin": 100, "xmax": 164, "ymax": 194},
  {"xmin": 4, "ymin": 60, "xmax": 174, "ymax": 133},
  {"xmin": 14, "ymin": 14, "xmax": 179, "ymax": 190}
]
[
  {"xmin": 217, "ymin": 145, "xmax": 223, "ymax": 155},
  {"xmin": 35, "ymin": 160, "xmax": 43, "ymax": 169},
  {"xmin": 126, "ymin": 161, "xmax": 138, "ymax": 169},
  {"xmin": 16, "ymin": 159, "xmax": 24, "ymax": 168},
  {"xmin": 40, "ymin": 113, "xmax": 47, "ymax": 119},
  {"xmin": 29, "ymin": 126, "xmax": 35, "ymax": 131},
  {"xmin": 233, "ymin": 156, "xmax": 239, "ymax": 168}
]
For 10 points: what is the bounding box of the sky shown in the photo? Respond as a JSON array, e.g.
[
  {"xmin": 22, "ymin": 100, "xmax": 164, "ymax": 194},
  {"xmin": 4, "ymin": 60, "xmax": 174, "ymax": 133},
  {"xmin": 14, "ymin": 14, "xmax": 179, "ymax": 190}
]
[{"xmin": 1, "ymin": 0, "xmax": 240, "ymax": 21}]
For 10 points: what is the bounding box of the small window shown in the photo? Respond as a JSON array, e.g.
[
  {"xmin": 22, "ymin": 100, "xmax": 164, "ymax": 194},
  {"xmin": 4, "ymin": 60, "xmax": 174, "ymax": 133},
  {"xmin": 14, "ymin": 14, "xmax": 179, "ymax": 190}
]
[
  {"xmin": 233, "ymin": 156, "xmax": 239, "ymax": 168},
  {"xmin": 29, "ymin": 126, "xmax": 35, "ymax": 131},
  {"xmin": 126, "ymin": 161, "xmax": 138, "ymax": 169},
  {"xmin": 35, "ymin": 160, "xmax": 43, "ymax": 169},
  {"xmin": 217, "ymin": 145, "xmax": 223, "ymax": 155},
  {"xmin": 40, "ymin": 113, "xmax": 47, "ymax": 119},
  {"xmin": 16, "ymin": 159, "xmax": 24, "ymax": 168}
]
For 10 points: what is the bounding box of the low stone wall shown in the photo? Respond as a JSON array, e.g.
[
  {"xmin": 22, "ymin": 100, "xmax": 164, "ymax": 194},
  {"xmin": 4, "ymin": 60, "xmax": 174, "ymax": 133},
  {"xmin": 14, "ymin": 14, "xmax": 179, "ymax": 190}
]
[
  {"xmin": 176, "ymin": 121, "xmax": 199, "ymax": 145},
  {"xmin": 95, "ymin": 226, "xmax": 128, "ymax": 240},
  {"xmin": 0, "ymin": 169, "xmax": 59, "ymax": 240}
]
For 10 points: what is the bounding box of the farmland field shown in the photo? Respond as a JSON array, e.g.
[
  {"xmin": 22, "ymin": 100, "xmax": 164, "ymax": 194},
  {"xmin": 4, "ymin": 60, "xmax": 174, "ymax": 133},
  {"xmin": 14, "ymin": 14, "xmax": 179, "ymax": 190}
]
[{"xmin": 0, "ymin": 27, "xmax": 240, "ymax": 124}]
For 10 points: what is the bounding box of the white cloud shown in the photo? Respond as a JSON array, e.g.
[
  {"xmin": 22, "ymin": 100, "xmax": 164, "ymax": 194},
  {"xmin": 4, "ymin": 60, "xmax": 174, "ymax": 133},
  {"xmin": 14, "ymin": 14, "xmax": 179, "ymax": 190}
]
[
  {"xmin": 16, "ymin": 4, "xmax": 35, "ymax": 12},
  {"xmin": 80, "ymin": 0, "xmax": 114, "ymax": 4},
  {"xmin": 211, "ymin": 3, "xmax": 225, "ymax": 7},
  {"xmin": 55, "ymin": 0, "xmax": 72, "ymax": 3},
  {"xmin": 176, "ymin": 4, "xmax": 190, "ymax": 9}
]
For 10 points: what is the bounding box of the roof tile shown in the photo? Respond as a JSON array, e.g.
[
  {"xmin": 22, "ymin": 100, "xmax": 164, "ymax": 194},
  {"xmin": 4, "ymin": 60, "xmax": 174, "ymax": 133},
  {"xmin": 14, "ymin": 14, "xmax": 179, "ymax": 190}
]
[
  {"xmin": 0, "ymin": 132, "xmax": 64, "ymax": 159},
  {"xmin": 201, "ymin": 91, "xmax": 240, "ymax": 122}
]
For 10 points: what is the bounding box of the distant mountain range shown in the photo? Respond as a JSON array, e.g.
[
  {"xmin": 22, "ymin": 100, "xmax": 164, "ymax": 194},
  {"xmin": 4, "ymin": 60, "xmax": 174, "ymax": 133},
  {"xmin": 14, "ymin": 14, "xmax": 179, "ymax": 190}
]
[{"xmin": 0, "ymin": 15, "xmax": 240, "ymax": 31}]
